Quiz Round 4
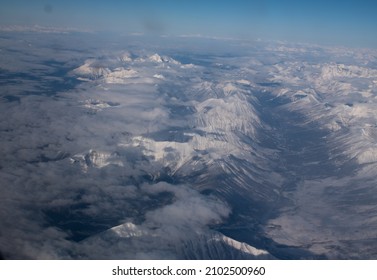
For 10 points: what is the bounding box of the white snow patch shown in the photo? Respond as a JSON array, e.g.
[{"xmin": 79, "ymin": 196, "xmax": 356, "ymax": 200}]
[
  {"xmin": 103, "ymin": 68, "xmax": 138, "ymax": 84},
  {"xmin": 149, "ymin": 53, "xmax": 164, "ymax": 63},
  {"xmin": 73, "ymin": 59, "xmax": 111, "ymax": 79},
  {"xmin": 237, "ymin": 79, "xmax": 252, "ymax": 85},
  {"xmin": 356, "ymin": 148, "xmax": 377, "ymax": 164},
  {"xmin": 70, "ymin": 149, "xmax": 123, "ymax": 171},
  {"xmin": 153, "ymin": 74, "xmax": 165, "ymax": 79}
]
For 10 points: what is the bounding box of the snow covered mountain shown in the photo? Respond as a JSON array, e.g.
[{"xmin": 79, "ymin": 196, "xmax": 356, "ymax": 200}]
[
  {"xmin": 64, "ymin": 51, "xmax": 281, "ymax": 259},
  {"xmin": 80, "ymin": 222, "xmax": 274, "ymax": 259},
  {"xmin": 69, "ymin": 45, "xmax": 377, "ymax": 259},
  {"xmin": 1, "ymin": 32, "xmax": 377, "ymax": 259}
]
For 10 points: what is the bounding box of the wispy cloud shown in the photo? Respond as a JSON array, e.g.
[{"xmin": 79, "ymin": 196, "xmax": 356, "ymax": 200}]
[{"xmin": 0, "ymin": 24, "xmax": 93, "ymax": 34}]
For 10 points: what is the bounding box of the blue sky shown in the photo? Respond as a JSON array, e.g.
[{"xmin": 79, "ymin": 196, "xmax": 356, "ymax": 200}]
[{"xmin": 0, "ymin": 0, "xmax": 377, "ymax": 48}]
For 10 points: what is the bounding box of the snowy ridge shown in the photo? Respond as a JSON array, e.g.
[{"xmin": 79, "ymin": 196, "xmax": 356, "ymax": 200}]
[
  {"xmin": 194, "ymin": 93, "xmax": 261, "ymax": 137},
  {"xmin": 104, "ymin": 68, "xmax": 138, "ymax": 84},
  {"xmin": 73, "ymin": 52, "xmax": 194, "ymax": 85},
  {"xmin": 77, "ymin": 181, "xmax": 274, "ymax": 259},
  {"xmin": 114, "ymin": 83, "xmax": 265, "ymax": 175},
  {"xmin": 147, "ymin": 53, "xmax": 180, "ymax": 64},
  {"xmin": 80, "ymin": 222, "xmax": 273, "ymax": 260},
  {"xmin": 262, "ymin": 44, "xmax": 377, "ymax": 259},
  {"xmin": 71, "ymin": 53, "xmax": 267, "ymax": 179},
  {"xmin": 70, "ymin": 149, "xmax": 123, "ymax": 171},
  {"xmin": 265, "ymin": 49, "xmax": 377, "ymax": 168},
  {"xmin": 81, "ymin": 99, "xmax": 120, "ymax": 111},
  {"xmin": 73, "ymin": 59, "xmax": 111, "ymax": 80},
  {"xmin": 320, "ymin": 63, "xmax": 377, "ymax": 80}
]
